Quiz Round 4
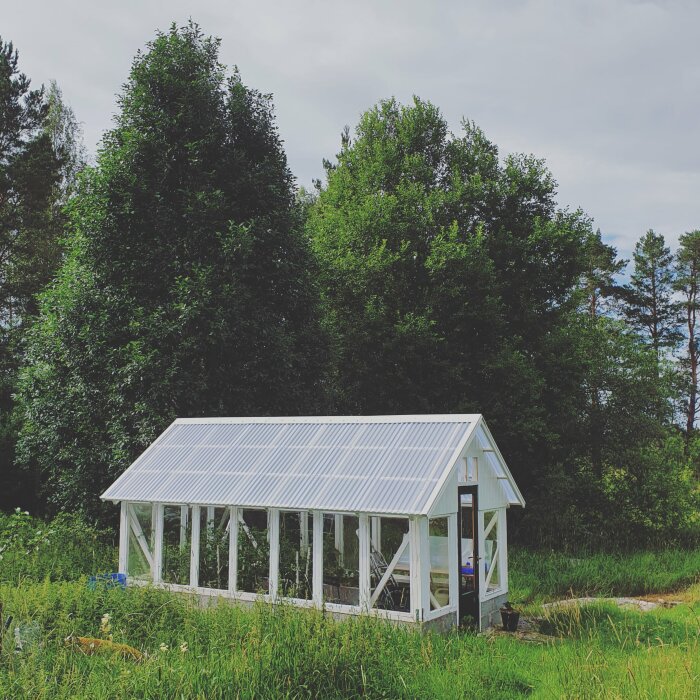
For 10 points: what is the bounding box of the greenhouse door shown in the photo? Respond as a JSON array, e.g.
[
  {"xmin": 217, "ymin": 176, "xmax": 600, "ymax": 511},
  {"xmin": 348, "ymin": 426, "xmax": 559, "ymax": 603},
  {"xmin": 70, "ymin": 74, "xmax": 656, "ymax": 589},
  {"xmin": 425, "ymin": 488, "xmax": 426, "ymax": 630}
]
[{"xmin": 457, "ymin": 486, "xmax": 479, "ymax": 625}]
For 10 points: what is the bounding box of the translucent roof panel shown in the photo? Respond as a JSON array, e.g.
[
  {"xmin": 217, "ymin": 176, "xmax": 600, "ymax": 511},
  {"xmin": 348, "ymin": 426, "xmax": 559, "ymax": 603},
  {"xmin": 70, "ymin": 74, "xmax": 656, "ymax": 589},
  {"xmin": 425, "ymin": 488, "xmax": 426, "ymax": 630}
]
[{"xmin": 101, "ymin": 416, "xmax": 476, "ymax": 515}]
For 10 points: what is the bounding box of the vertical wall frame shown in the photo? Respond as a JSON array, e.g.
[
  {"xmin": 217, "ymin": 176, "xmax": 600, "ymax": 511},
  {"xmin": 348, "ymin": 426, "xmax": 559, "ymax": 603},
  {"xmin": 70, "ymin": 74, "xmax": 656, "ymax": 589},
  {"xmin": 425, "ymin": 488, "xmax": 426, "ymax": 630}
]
[
  {"xmin": 358, "ymin": 514, "xmax": 370, "ymax": 610},
  {"xmin": 190, "ymin": 505, "xmax": 201, "ymax": 588},
  {"xmin": 228, "ymin": 506, "xmax": 239, "ymax": 595},
  {"xmin": 268, "ymin": 508, "xmax": 280, "ymax": 601},
  {"xmin": 152, "ymin": 503, "xmax": 164, "ymax": 583},
  {"xmin": 118, "ymin": 501, "xmax": 129, "ymax": 574},
  {"xmin": 500, "ymin": 509, "xmax": 508, "ymax": 594},
  {"xmin": 409, "ymin": 516, "xmax": 429, "ymax": 621},
  {"xmin": 312, "ymin": 511, "xmax": 323, "ymax": 606},
  {"xmin": 448, "ymin": 512, "xmax": 458, "ymax": 608}
]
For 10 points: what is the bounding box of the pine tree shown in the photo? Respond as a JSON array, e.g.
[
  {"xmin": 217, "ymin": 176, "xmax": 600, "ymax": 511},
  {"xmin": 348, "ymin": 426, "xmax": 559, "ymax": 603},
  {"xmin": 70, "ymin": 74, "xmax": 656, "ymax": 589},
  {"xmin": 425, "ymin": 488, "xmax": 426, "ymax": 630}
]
[
  {"xmin": 675, "ymin": 230, "xmax": 700, "ymax": 442},
  {"xmin": 623, "ymin": 230, "xmax": 680, "ymax": 362},
  {"xmin": 0, "ymin": 38, "xmax": 76, "ymax": 510},
  {"xmin": 577, "ymin": 228, "xmax": 626, "ymax": 473}
]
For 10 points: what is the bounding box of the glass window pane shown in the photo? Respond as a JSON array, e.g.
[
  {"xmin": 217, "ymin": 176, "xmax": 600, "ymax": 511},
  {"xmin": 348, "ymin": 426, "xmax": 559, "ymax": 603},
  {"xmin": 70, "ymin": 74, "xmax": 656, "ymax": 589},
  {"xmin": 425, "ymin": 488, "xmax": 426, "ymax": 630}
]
[
  {"xmin": 468, "ymin": 457, "xmax": 478, "ymax": 482},
  {"xmin": 322, "ymin": 514, "xmax": 359, "ymax": 606},
  {"xmin": 483, "ymin": 510, "xmax": 500, "ymax": 592},
  {"xmin": 370, "ymin": 517, "xmax": 410, "ymax": 612},
  {"xmin": 279, "ymin": 511, "xmax": 313, "ymax": 600},
  {"xmin": 502, "ymin": 480, "xmax": 519, "ymax": 504},
  {"xmin": 127, "ymin": 503, "xmax": 153, "ymax": 580},
  {"xmin": 237, "ymin": 509, "xmax": 269, "ymax": 594},
  {"xmin": 162, "ymin": 505, "xmax": 191, "ymax": 585},
  {"xmin": 198, "ymin": 506, "xmax": 230, "ymax": 590},
  {"xmin": 429, "ymin": 517, "xmax": 449, "ymax": 610}
]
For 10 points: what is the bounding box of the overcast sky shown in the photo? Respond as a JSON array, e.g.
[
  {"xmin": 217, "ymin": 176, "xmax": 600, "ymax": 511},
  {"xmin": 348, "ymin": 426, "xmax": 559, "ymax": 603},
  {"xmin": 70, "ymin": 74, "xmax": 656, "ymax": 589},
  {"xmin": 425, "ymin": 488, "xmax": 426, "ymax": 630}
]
[{"xmin": 4, "ymin": 0, "xmax": 699, "ymax": 258}]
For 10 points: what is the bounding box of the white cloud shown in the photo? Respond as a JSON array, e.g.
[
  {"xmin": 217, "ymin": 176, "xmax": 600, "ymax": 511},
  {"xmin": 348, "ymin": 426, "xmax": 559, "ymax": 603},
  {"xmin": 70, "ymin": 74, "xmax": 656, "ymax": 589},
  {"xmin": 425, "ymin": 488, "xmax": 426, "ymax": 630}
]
[{"xmin": 3, "ymin": 0, "xmax": 698, "ymax": 256}]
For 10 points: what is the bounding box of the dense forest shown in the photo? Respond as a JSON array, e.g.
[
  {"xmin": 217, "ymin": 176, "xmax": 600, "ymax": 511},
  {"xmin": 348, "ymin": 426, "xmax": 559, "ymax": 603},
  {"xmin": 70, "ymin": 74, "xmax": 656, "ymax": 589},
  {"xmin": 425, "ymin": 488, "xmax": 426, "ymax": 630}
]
[{"xmin": 1, "ymin": 23, "xmax": 698, "ymax": 549}]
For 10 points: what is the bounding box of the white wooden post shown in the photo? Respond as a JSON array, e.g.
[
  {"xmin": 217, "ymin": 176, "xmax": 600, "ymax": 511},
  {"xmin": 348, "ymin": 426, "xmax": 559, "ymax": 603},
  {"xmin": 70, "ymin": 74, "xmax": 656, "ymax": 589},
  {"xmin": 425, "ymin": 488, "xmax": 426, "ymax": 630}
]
[
  {"xmin": 312, "ymin": 512, "xmax": 323, "ymax": 606},
  {"xmin": 190, "ymin": 505, "xmax": 200, "ymax": 588},
  {"xmin": 410, "ymin": 516, "xmax": 429, "ymax": 621},
  {"xmin": 448, "ymin": 513, "xmax": 458, "ymax": 608},
  {"xmin": 371, "ymin": 516, "xmax": 381, "ymax": 553},
  {"xmin": 152, "ymin": 503, "xmax": 164, "ymax": 583},
  {"xmin": 228, "ymin": 506, "xmax": 239, "ymax": 595},
  {"xmin": 420, "ymin": 518, "xmax": 431, "ymax": 616},
  {"xmin": 179, "ymin": 505, "xmax": 189, "ymax": 547},
  {"xmin": 500, "ymin": 509, "xmax": 508, "ymax": 593},
  {"xmin": 358, "ymin": 514, "xmax": 370, "ymax": 610},
  {"xmin": 334, "ymin": 514, "xmax": 344, "ymax": 566},
  {"xmin": 477, "ymin": 509, "xmax": 485, "ymax": 601},
  {"xmin": 118, "ymin": 501, "xmax": 129, "ymax": 574},
  {"xmin": 268, "ymin": 508, "xmax": 280, "ymax": 600}
]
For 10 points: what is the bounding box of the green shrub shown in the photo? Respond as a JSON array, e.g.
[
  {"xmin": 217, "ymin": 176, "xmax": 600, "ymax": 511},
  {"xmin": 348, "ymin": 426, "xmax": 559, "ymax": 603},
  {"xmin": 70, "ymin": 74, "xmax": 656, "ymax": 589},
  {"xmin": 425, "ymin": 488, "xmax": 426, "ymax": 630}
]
[{"xmin": 0, "ymin": 509, "xmax": 116, "ymax": 584}]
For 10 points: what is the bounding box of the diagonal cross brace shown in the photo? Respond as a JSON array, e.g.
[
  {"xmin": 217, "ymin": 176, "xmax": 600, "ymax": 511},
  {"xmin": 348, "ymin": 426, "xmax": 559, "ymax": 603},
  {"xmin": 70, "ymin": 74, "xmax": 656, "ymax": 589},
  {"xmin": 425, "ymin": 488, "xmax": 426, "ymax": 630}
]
[{"xmin": 369, "ymin": 533, "xmax": 409, "ymax": 608}]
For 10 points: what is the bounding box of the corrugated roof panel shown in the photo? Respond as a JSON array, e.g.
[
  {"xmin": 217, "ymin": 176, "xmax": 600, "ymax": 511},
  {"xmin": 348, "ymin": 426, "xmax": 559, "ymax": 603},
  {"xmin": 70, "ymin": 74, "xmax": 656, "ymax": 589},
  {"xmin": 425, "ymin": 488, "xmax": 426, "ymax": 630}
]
[
  {"xmin": 101, "ymin": 416, "xmax": 477, "ymax": 515},
  {"xmin": 485, "ymin": 450, "xmax": 506, "ymax": 478},
  {"xmin": 501, "ymin": 480, "xmax": 520, "ymax": 505}
]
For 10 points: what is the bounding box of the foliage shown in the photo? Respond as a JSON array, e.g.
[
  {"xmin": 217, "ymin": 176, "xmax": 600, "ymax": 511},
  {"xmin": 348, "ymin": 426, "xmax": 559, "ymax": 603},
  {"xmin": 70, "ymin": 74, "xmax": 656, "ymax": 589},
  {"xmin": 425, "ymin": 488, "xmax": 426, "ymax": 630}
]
[
  {"xmin": 308, "ymin": 97, "xmax": 697, "ymax": 546},
  {"xmin": 509, "ymin": 546, "xmax": 700, "ymax": 604},
  {"xmin": 198, "ymin": 521, "xmax": 231, "ymax": 591},
  {"xmin": 0, "ymin": 25, "xmax": 697, "ymax": 549},
  {"xmin": 15, "ymin": 22, "xmax": 326, "ymax": 519},
  {"xmin": 0, "ymin": 510, "xmax": 115, "ymax": 583},
  {"xmin": 0, "ymin": 514, "xmax": 697, "ymax": 697},
  {"xmin": 0, "ymin": 576, "xmax": 698, "ymax": 699},
  {"xmin": 308, "ymin": 97, "xmax": 592, "ymax": 498},
  {"xmin": 237, "ymin": 527, "xmax": 270, "ymax": 593},
  {"xmin": 622, "ymin": 229, "xmax": 681, "ymax": 360},
  {"xmin": 0, "ymin": 38, "xmax": 82, "ymax": 511},
  {"xmin": 674, "ymin": 230, "xmax": 700, "ymax": 439}
]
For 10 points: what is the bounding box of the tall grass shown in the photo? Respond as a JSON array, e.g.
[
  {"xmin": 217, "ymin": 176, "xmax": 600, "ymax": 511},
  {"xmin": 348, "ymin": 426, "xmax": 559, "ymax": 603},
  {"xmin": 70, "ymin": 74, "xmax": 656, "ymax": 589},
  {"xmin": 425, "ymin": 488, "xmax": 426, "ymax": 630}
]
[
  {"xmin": 0, "ymin": 511, "xmax": 115, "ymax": 584},
  {"xmin": 0, "ymin": 581, "xmax": 698, "ymax": 699},
  {"xmin": 0, "ymin": 582, "xmax": 531, "ymax": 699},
  {"xmin": 1, "ymin": 514, "xmax": 699, "ymax": 698},
  {"xmin": 510, "ymin": 547, "xmax": 700, "ymax": 604}
]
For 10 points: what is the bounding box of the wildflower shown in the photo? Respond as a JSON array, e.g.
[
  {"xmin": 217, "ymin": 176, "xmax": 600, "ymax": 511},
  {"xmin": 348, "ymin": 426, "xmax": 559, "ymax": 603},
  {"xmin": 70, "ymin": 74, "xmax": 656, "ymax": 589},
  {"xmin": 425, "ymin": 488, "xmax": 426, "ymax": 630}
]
[
  {"xmin": 99, "ymin": 613, "xmax": 112, "ymax": 637},
  {"xmin": 180, "ymin": 642, "xmax": 188, "ymax": 653},
  {"xmin": 159, "ymin": 643, "xmax": 169, "ymax": 652}
]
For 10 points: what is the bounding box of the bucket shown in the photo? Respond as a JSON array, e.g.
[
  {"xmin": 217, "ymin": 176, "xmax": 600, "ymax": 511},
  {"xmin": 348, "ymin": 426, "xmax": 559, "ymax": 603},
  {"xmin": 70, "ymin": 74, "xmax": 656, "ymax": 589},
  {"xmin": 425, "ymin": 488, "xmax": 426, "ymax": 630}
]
[{"xmin": 500, "ymin": 608, "xmax": 520, "ymax": 632}]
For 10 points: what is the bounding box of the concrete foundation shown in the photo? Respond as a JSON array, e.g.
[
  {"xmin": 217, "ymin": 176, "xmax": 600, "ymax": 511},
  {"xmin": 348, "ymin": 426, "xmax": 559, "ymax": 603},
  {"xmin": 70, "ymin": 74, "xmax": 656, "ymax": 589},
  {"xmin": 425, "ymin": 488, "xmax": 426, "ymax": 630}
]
[
  {"xmin": 479, "ymin": 592, "xmax": 510, "ymax": 630},
  {"xmin": 144, "ymin": 581, "xmax": 508, "ymax": 633}
]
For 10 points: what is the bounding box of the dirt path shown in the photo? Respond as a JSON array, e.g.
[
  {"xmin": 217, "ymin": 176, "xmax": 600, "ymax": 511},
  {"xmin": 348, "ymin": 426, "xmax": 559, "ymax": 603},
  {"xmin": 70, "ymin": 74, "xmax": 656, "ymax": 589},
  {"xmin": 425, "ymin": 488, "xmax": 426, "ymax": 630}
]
[{"xmin": 542, "ymin": 596, "xmax": 684, "ymax": 612}]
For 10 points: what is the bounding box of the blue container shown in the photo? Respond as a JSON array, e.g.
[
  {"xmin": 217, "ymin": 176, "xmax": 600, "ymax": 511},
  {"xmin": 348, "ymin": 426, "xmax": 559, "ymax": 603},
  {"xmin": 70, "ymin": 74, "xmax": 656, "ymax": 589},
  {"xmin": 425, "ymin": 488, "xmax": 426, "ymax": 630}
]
[
  {"xmin": 461, "ymin": 565, "xmax": 474, "ymax": 575},
  {"xmin": 88, "ymin": 573, "xmax": 127, "ymax": 591}
]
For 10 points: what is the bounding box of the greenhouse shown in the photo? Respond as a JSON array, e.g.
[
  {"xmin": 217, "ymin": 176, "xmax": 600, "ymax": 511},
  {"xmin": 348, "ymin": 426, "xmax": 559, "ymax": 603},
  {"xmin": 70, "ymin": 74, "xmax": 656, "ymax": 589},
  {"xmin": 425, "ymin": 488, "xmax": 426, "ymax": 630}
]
[{"xmin": 101, "ymin": 415, "xmax": 524, "ymax": 630}]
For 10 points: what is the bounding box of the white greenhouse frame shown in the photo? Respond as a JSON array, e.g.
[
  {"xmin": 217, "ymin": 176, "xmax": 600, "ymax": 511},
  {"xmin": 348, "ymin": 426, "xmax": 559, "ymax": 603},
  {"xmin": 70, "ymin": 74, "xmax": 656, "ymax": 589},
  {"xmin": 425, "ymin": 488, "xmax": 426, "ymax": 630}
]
[{"xmin": 105, "ymin": 415, "xmax": 524, "ymax": 630}]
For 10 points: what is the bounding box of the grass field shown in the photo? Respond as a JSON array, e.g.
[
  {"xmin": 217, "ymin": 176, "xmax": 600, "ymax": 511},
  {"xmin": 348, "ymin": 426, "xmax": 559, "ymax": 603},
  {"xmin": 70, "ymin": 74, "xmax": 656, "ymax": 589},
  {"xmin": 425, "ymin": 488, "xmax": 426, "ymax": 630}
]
[{"xmin": 0, "ymin": 513, "xmax": 699, "ymax": 698}]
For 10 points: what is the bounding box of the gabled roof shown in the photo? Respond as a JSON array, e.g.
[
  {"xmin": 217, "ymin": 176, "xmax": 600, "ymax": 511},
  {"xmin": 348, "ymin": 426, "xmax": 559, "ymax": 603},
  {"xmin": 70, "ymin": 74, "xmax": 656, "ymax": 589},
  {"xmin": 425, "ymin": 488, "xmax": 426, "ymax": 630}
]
[{"xmin": 101, "ymin": 415, "xmax": 522, "ymax": 515}]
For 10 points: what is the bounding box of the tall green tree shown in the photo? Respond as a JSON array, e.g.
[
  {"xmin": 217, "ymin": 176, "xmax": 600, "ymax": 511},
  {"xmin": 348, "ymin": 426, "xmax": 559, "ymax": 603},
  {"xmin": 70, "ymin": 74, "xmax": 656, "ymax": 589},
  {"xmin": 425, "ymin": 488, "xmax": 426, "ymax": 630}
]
[
  {"xmin": 576, "ymin": 229, "xmax": 627, "ymax": 473},
  {"xmin": 675, "ymin": 230, "xmax": 700, "ymax": 443},
  {"xmin": 623, "ymin": 230, "xmax": 680, "ymax": 362},
  {"xmin": 16, "ymin": 23, "xmax": 324, "ymax": 517},
  {"xmin": 308, "ymin": 97, "xmax": 590, "ymax": 491},
  {"xmin": 580, "ymin": 228, "xmax": 626, "ymax": 320},
  {"xmin": 0, "ymin": 39, "xmax": 79, "ymax": 510}
]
